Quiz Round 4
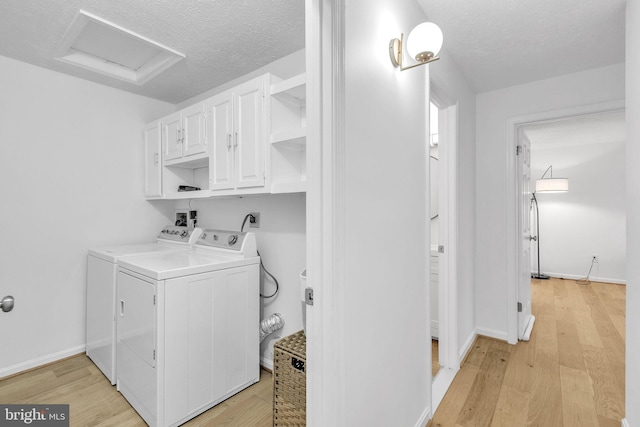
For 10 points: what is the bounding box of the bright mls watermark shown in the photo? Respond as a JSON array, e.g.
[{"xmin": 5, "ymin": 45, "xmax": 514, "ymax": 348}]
[{"xmin": 0, "ymin": 405, "xmax": 69, "ymax": 426}]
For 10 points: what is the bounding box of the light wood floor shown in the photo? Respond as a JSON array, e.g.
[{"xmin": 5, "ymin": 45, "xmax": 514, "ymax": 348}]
[
  {"xmin": 0, "ymin": 358, "xmax": 274, "ymax": 426},
  {"xmin": 429, "ymin": 277, "xmax": 625, "ymax": 427},
  {"xmin": 0, "ymin": 278, "xmax": 625, "ymax": 426}
]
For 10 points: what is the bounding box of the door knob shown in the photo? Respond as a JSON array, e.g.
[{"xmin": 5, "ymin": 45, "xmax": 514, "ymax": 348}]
[
  {"xmin": 529, "ymin": 235, "xmax": 537, "ymax": 241},
  {"xmin": 0, "ymin": 296, "xmax": 14, "ymax": 313}
]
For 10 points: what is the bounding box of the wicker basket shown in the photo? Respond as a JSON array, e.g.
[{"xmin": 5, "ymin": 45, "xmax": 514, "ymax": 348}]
[{"xmin": 273, "ymin": 330, "xmax": 306, "ymax": 426}]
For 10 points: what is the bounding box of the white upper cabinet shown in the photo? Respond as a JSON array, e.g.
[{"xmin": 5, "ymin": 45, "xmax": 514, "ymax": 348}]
[
  {"xmin": 208, "ymin": 76, "xmax": 267, "ymax": 192},
  {"xmin": 144, "ymin": 121, "xmax": 163, "ymax": 198},
  {"xmin": 209, "ymin": 92, "xmax": 234, "ymax": 190},
  {"xmin": 162, "ymin": 102, "xmax": 208, "ymax": 166}
]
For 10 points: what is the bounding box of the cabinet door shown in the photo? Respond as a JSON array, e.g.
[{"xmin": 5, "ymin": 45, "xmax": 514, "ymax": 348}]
[
  {"xmin": 209, "ymin": 92, "xmax": 235, "ymax": 190},
  {"xmin": 162, "ymin": 112, "xmax": 182, "ymax": 161},
  {"xmin": 234, "ymin": 78, "xmax": 266, "ymax": 189},
  {"xmin": 182, "ymin": 103, "xmax": 208, "ymax": 158},
  {"xmin": 143, "ymin": 121, "xmax": 162, "ymax": 197}
]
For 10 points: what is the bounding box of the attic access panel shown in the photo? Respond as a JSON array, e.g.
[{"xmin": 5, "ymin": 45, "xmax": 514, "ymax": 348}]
[{"xmin": 55, "ymin": 10, "xmax": 185, "ymax": 85}]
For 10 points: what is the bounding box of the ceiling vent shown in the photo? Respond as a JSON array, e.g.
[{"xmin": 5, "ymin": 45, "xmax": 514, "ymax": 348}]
[{"xmin": 55, "ymin": 10, "xmax": 185, "ymax": 85}]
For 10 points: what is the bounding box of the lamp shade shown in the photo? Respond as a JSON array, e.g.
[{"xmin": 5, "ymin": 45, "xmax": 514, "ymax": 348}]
[
  {"xmin": 407, "ymin": 22, "xmax": 443, "ymax": 61},
  {"xmin": 535, "ymin": 177, "xmax": 569, "ymax": 193}
]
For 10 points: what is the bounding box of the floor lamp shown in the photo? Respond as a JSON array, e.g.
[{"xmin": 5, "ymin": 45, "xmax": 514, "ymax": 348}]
[{"xmin": 531, "ymin": 165, "xmax": 568, "ymax": 280}]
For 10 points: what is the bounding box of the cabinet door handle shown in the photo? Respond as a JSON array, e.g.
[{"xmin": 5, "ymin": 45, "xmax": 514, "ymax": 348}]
[
  {"xmin": 120, "ymin": 300, "xmax": 125, "ymax": 316},
  {"xmin": 154, "ymin": 152, "xmax": 159, "ymax": 164},
  {"xmin": 177, "ymin": 128, "xmax": 181, "ymax": 144},
  {"xmin": 227, "ymin": 133, "xmax": 232, "ymax": 150},
  {"xmin": 234, "ymin": 132, "xmax": 238, "ymax": 148}
]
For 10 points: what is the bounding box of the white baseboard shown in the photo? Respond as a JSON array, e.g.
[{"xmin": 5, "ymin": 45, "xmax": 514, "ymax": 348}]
[
  {"xmin": 431, "ymin": 320, "xmax": 439, "ymax": 339},
  {"xmin": 0, "ymin": 345, "xmax": 86, "ymax": 379},
  {"xmin": 260, "ymin": 356, "xmax": 274, "ymax": 371},
  {"xmin": 459, "ymin": 330, "xmax": 478, "ymax": 363},
  {"xmin": 414, "ymin": 404, "xmax": 431, "ymax": 427},
  {"xmin": 532, "ymin": 271, "xmax": 626, "ymax": 285},
  {"xmin": 622, "ymin": 418, "xmax": 629, "ymax": 427},
  {"xmin": 475, "ymin": 327, "xmax": 508, "ymax": 342}
]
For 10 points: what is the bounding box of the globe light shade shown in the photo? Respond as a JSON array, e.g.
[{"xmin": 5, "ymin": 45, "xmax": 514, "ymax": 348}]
[{"xmin": 407, "ymin": 22, "xmax": 443, "ymax": 62}]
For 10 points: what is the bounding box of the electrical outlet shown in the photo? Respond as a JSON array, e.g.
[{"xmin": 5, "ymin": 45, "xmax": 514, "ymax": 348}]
[
  {"xmin": 593, "ymin": 255, "xmax": 599, "ymax": 263},
  {"xmin": 249, "ymin": 212, "xmax": 260, "ymax": 228}
]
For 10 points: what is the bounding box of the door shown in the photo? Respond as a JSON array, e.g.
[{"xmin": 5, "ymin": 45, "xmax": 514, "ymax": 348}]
[
  {"xmin": 163, "ymin": 112, "xmax": 182, "ymax": 161},
  {"xmin": 182, "ymin": 102, "xmax": 208, "ymax": 158},
  {"xmin": 234, "ymin": 78, "xmax": 266, "ymax": 188},
  {"xmin": 209, "ymin": 92, "xmax": 235, "ymax": 190},
  {"xmin": 143, "ymin": 121, "xmax": 162, "ymax": 197},
  {"xmin": 117, "ymin": 271, "xmax": 156, "ymax": 368},
  {"xmin": 517, "ymin": 133, "xmax": 534, "ymax": 340}
]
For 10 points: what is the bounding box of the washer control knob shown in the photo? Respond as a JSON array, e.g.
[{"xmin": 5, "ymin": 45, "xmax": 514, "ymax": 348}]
[
  {"xmin": 201, "ymin": 233, "xmax": 207, "ymax": 239},
  {"xmin": 181, "ymin": 230, "xmax": 188, "ymax": 237},
  {"xmin": 228, "ymin": 234, "xmax": 238, "ymax": 246}
]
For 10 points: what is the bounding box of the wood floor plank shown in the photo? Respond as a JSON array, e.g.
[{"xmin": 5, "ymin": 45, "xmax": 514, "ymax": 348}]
[
  {"xmin": 582, "ymin": 345, "xmax": 625, "ymax": 421},
  {"xmin": 573, "ymin": 309, "xmax": 604, "ymax": 348},
  {"xmin": 526, "ymin": 352, "xmax": 563, "ymax": 427},
  {"xmin": 560, "ymin": 365, "xmax": 600, "ymax": 427},
  {"xmin": 556, "ymin": 319, "xmax": 585, "ymax": 370},
  {"xmin": 429, "ymin": 365, "xmax": 480, "ymax": 427},
  {"xmin": 489, "ymin": 385, "xmax": 529, "ymax": 427},
  {"xmin": 456, "ymin": 347, "xmax": 510, "ymax": 427}
]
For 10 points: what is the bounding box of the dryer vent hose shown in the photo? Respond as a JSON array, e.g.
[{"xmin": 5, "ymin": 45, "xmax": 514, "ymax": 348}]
[{"xmin": 259, "ymin": 313, "xmax": 285, "ymax": 343}]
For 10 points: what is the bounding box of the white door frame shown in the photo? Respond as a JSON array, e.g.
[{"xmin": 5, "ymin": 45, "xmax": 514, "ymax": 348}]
[
  {"xmin": 430, "ymin": 83, "xmax": 460, "ymax": 412},
  {"xmin": 504, "ymin": 99, "xmax": 625, "ymax": 344},
  {"xmin": 305, "ymin": 0, "xmax": 346, "ymax": 425}
]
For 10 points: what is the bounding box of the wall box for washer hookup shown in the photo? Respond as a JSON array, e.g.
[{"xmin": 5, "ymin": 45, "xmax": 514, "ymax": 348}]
[{"xmin": 175, "ymin": 209, "xmax": 197, "ymax": 227}]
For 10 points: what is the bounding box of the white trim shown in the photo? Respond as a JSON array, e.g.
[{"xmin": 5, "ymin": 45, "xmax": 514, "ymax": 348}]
[
  {"xmin": 0, "ymin": 345, "xmax": 85, "ymax": 379},
  {"xmin": 306, "ymin": 1, "xmax": 346, "ymax": 426},
  {"xmin": 532, "ymin": 273, "xmax": 626, "ymax": 285},
  {"xmin": 414, "ymin": 405, "xmax": 432, "ymax": 427},
  {"xmin": 505, "ymin": 99, "xmax": 625, "ymax": 344},
  {"xmin": 432, "ymin": 368, "xmax": 457, "ymax": 414},
  {"xmin": 521, "ymin": 315, "xmax": 535, "ymax": 342},
  {"xmin": 476, "ymin": 327, "xmax": 509, "ymax": 342},
  {"xmin": 622, "ymin": 418, "xmax": 630, "ymax": 427},
  {"xmin": 459, "ymin": 330, "xmax": 478, "ymax": 362}
]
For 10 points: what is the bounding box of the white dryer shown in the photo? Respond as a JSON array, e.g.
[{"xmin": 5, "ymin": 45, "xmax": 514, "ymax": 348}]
[
  {"xmin": 115, "ymin": 229, "xmax": 260, "ymax": 427},
  {"xmin": 86, "ymin": 226, "xmax": 202, "ymax": 384}
]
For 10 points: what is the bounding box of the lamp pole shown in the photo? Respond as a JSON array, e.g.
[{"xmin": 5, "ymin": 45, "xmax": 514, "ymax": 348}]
[{"xmin": 531, "ymin": 192, "xmax": 550, "ymax": 280}]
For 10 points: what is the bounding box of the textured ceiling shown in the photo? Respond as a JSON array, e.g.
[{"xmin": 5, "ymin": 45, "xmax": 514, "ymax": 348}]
[
  {"xmin": 0, "ymin": 1, "xmax": 627, "ymax": 102},
  {"xmin": 0, "ymin": 0, "xmax": 305, "ymax": 103},
  {"xmin": 524, "ymin": 111, "xmax": 626, "ymax": 149},
  {"xmin": 419, "ymin": 0, "xmax": 626, "ymax": 93}
]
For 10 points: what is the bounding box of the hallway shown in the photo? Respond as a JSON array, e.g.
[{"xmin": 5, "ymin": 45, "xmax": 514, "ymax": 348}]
[{"xmin": 429, "ymin": 278, "xmax": 625, "ymax": 427}]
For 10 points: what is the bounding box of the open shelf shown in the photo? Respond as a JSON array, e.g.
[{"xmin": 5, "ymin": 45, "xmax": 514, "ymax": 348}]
[
  {"xmin": 271, "ymin": 128, "xmax": 306, "ymax": 150},
  {"xmin": 271, "ymin": 73, "xmax": 306, "ymax": 105}
]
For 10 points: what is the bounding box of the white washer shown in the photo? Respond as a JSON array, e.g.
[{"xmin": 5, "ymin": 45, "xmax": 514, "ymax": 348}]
[
  {"xmin": 86, "ymin": 225, "xmax": 202, "ymax": 385},
  {"xmin": 115, "ymin": 229, "xmax": 260, "ymax": 427}
]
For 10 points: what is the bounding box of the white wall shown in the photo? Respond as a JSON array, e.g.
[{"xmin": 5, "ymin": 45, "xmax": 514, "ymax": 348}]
[
  {"xmin": 0, "ymin": 55, "xmax": 174, "ymax": 376},
  {"xmin": 475, "ymin": 64, "xmax": 625, "ymax": 339},
  {"xmin": 430, "ymin": 47, "xmax": 477, "ymax": 355},
  {"xmin": 333, "ymin": 1, "xmax": 432, "ymax": 425},
  {"xmin": 625, "ymin": 1, "xmax": 639, "ymax": 425},
  {"xmin": 175, "ymin": 194, "xmax": 306, "ymax": 368},
  {"xmin": 531, "ymin": 141, "xmax": 625, "ymax": 283}
]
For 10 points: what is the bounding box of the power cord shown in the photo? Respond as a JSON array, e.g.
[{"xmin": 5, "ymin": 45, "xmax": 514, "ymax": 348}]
[
  {"xmin": 240, "ymin": 213, "xmax": 280, "ymax": 299},
  {"xmin": 576, "ymin": 256, "xmax": 596, "ymax": 285}
]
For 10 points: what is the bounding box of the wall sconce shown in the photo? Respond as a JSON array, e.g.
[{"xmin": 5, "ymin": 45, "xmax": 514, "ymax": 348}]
[{"xmin": 389, "ymin": 22, "xmax": 443, "ymax": 71}]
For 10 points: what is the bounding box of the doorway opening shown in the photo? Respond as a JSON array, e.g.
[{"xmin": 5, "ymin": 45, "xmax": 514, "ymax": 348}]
[
  {"xmin": 506, "ymin": 100, "xmax": 626, "ymax": 343},
  {"xmin": 429, "ymin": 86, "xmax": 460, "ymax": 413}
]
